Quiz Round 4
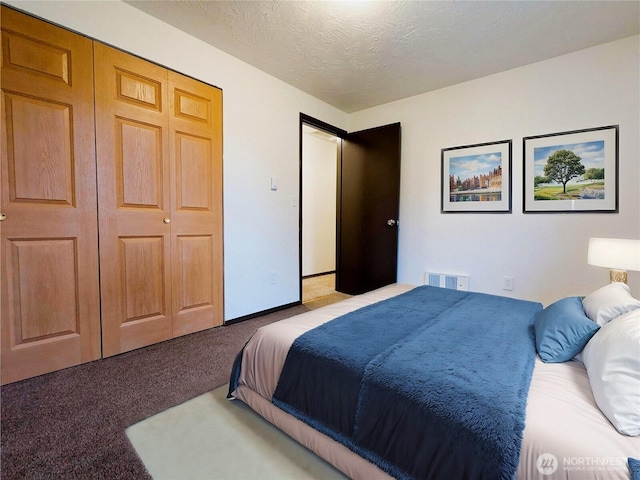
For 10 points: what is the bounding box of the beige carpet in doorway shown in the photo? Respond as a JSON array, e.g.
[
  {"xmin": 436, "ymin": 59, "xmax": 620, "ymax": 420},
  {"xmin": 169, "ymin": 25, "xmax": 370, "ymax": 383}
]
[{"xmin": 302, "ymin": 273, "xmax": 337, "ymax": 302}]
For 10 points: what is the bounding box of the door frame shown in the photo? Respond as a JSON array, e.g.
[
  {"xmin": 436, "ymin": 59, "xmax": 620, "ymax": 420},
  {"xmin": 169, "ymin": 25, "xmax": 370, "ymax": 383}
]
[{"xmin": 299, "ymin": 114, "xmax": 346, "ymax": 301}]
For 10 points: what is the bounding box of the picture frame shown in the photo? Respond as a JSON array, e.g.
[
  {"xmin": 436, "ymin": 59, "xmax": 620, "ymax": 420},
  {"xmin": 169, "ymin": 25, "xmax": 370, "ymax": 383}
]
[
  {"xmin": 441, "ymin": 139, "xmax": 512, "ymax": 213},
  {"xmin": 523, "ymin": 125, "xmax": 618, "ymax": 213}
]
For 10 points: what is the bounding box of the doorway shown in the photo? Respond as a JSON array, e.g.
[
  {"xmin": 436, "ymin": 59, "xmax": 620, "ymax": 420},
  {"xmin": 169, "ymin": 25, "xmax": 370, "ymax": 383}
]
[
  {"xmin": 301, "ymin": 122, "xmax": 340, "ymax": 302},
  {"xmin": 299, "ymin": 114, "xmax": 401, "ymax": 302}
]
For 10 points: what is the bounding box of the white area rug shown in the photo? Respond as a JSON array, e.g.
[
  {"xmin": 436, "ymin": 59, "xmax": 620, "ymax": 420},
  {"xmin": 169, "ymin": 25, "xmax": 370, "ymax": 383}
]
[{"xmin": 127, "ymin": 385, "xmax": 346, "ymax": 479}]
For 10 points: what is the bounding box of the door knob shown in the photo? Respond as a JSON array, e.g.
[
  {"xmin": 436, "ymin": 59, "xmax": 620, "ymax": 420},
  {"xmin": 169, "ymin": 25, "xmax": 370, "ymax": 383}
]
[
  {"xmin": 387, "ymin": 219, "xmax": 398, "ymax": 227},
  {"xmin": 0, "ymin": 213, "xmax": 6, "ymax": 221},
  {"xmin": 163, "ymin": 217, "xmax": 171, "ymax": 224}
]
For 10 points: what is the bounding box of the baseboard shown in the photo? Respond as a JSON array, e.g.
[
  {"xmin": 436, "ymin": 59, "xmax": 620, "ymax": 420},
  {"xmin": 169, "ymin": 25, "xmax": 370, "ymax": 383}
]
[
  {"xmin": 302, "ymin": 270, "xmax": 336, "ymax": 279},
  {"xmin": 224, "ymin": 301, "xmax": 301, "ymax": 326}
]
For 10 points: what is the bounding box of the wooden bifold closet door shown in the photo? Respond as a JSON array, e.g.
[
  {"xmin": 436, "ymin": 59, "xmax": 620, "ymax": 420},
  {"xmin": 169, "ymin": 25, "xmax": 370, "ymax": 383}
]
[
  {"xmin": 94, "ymin": 43, "xmax": 223, "ymax": 357},
  {"xmin": 1, "ymin": 6, "xmax": 223, "ymax": 383},
  {"xmin": 0, "ymin": 7, "xmax": 101, "ymax": 384}
]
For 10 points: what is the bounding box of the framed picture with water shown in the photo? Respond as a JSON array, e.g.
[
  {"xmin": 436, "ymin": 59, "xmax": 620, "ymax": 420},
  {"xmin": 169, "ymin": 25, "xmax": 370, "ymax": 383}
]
[
  {"xmin": 441, "ymin": 139, "xmax": 512, "ymax": 213},
  {"xmin": 523, "ymin": 125, "xmax": 618, "ymax": 213}
]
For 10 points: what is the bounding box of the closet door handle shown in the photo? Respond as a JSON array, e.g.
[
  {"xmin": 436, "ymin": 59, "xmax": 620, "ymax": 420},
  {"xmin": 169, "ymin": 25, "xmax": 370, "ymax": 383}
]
[
  {"xmin": 0, "ymin": 213, "xmax": 6, "ymax": 221},
  {"xmin": 163, "ymin": 217, "xmax": 171, "ymax": 224}
]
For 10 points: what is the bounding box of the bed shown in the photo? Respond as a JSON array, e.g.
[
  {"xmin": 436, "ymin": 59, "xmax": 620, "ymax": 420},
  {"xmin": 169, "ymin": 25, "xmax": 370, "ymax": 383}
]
[{"xmin": 228, "ymin": 283, "xmax": 640, "ymax": 479}]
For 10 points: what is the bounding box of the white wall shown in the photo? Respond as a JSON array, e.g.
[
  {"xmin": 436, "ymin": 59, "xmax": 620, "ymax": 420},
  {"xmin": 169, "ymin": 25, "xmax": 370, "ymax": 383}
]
[
  {"xmin": 302, "ymin": 130, "xmax": 338, "ymax": 276},
  {"xmin": 349, "ymin": 36, "xmax": 640, "ymax": 305},
  {"xmin": 6, "ymin": 0, "xmax": 349, "ymax": 320},
  {"xmin": 7, "ymin": 2, "xmax": 639, "ymax": 316}
]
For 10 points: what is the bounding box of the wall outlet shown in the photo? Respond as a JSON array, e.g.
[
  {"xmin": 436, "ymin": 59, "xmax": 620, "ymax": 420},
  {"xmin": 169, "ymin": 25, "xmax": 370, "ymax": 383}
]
[
  {"xmin": 503, "ymin": 276, "xmax": 514, "ymax": 291},
  {"xmin": 270, "ymin": 271, "xmax": 278, "ymax": 285}
]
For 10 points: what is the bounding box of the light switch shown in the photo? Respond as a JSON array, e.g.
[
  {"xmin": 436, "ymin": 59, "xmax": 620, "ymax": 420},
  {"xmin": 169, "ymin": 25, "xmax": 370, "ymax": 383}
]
[{"xmin": 270, "ymin": 176, "xmax": 278, "ymax": 191}]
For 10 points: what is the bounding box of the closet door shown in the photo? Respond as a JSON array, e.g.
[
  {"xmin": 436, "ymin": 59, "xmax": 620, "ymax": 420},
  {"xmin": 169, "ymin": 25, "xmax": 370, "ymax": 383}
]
[
  {"xmin": 95, "ymin": 44, "xmax": 224, "ymax": 356},
  {"xmin": 0, "ymin": 6, "xmax": 101, "ymax": 383},
  {"xmin": 168, "ymin": 71, "xmax": 223, "ymax": 336},
  {"xmin": 94, "ymin": 43, "xmax": 172, "ymax": 357}
]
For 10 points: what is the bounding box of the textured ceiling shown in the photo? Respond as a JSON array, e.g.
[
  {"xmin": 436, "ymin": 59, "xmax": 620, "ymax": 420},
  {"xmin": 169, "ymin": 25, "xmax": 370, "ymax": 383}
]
[{"xmin": 125, "ymin": 1, "xmax": 640, "ymax": 113}]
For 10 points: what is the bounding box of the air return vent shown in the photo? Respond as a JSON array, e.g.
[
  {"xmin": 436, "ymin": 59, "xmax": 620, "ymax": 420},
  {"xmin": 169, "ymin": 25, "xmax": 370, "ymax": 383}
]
[{"xmin": 425, "ymin": 272, "xmax": 469, "ymax": 291}]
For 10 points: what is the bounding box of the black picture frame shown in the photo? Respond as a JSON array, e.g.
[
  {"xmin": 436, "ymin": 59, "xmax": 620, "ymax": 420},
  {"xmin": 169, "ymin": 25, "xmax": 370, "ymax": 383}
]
[
  {"xmin": 523, "ymin": 125, "xmax": 619, "ymax": 213},
  {"xmin": 441, "ymin": 139, "xmax": 512, "ymax": 213}
]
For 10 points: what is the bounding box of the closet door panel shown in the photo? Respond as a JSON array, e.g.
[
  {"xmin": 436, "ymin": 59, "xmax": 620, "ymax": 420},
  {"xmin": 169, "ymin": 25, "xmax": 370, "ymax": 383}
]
[
  {"xmin": 175, "ymin": 133, "xmax": 211, "ymax": 209},
  {"xmin": 1, "ymin": 6, "xmax": 101, "ymax": 384},
  {"xmin": 94, "ymin": 43, "xmax": 172, "ymax": 357},
  {"xmin": 117, "ymin": 235, "xmax": 171, "ymax": 352},
  {"xmin": 169, "ymin": 71, "xmax": 223, "ymax": 336},
  {"xmin": 4, "ymin": 94, "xmax": 74, "ymax": 204},
  {"xmin": 173, "ymin": 234, "xmax": 214, "ymax": 336},
  {"xmin": 118, "ymin": 118, "xmax": 163, "ymax": 207}
]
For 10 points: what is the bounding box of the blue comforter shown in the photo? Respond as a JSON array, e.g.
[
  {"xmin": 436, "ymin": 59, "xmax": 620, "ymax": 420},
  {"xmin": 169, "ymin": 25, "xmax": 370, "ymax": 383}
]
[{"xmin": 272, "ymin": 286, "xmax": 542, "ymax": 480}]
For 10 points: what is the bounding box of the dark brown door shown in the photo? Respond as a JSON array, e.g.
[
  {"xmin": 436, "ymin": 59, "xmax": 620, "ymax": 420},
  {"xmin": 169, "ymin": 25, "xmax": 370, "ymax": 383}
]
[{"xmin": 337, "ymin": 123, "xmax": 401, "ymax": 295}]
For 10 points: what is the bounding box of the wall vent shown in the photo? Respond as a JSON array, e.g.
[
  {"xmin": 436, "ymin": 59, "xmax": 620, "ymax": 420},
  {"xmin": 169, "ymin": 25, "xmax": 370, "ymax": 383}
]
[{"xmin": 424, "ymin": 272, "xmax": 469, "ymax": 291}]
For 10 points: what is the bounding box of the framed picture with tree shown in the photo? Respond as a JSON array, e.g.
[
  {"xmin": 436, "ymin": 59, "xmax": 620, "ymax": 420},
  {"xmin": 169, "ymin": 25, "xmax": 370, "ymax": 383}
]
[{"xmin": 523, "ymin": 125, "xmax": 618, "ymax": 213}]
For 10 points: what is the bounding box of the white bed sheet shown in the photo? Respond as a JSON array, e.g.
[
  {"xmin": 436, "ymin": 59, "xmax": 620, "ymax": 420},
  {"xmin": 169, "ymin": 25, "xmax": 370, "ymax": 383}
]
[{"xmin": 231, "ymin": 284, "xmax": 639, "ymax": 479}]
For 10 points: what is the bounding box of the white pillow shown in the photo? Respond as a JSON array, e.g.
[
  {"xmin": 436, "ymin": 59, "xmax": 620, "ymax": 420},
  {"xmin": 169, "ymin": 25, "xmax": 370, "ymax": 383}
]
[
  {"xmin": 582, "ymin": 282, "xmax": 640, "ymax": 326},
  {"xmin": 582, "ymin": 308, "xmax": 640, "ymax": 436}
]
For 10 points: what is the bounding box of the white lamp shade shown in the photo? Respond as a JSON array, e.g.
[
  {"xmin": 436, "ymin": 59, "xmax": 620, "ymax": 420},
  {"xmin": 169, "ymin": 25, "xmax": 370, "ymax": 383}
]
[{"xmin": 588, "ymin": 238, "xmax": 640, "ymax": 271}]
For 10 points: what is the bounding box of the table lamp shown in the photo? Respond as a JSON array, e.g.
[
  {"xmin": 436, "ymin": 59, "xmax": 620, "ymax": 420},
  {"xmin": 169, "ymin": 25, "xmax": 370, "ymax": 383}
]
[{"xmin": 588, "ymin": 237, "xmax": 640, "ymax": 284}]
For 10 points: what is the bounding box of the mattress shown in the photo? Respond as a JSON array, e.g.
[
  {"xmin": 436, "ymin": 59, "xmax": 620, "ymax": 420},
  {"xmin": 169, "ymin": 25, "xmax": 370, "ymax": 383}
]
[{"xmin": 230, "ymin": 284, "xmax": 639, "ymax": 479}]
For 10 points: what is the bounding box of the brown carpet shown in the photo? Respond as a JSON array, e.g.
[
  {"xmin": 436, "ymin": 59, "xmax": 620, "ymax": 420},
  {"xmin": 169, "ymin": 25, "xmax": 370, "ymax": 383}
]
[{"xmin": 0, "ymin": 293, "xmax": 349, "ymax": 480}]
